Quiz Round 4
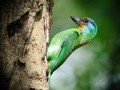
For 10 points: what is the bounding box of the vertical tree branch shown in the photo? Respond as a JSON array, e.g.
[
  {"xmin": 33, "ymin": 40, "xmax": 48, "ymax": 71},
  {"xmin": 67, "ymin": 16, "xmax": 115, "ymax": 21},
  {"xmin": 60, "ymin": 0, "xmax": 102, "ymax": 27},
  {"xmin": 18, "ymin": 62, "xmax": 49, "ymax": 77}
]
[{"xmin": 0, "ymin": 0, "xmax": 53, "ymax": 90}]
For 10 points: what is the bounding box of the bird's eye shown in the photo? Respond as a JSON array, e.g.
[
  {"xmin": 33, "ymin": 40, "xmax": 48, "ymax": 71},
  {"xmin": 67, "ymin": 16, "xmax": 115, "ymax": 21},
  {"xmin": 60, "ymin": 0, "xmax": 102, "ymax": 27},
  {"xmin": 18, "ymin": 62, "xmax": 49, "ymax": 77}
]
[{"xmin": 84, "ymin": 19, "xmax": 89, "ymax": 23}]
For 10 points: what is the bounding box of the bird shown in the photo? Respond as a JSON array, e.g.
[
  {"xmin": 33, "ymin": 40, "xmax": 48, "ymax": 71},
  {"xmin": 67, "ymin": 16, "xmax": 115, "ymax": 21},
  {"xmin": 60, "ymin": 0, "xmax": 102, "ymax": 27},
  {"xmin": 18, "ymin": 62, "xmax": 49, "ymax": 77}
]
[{"xmin": 47, "ymin": 16, "xmax": 97, "ymax": 76}]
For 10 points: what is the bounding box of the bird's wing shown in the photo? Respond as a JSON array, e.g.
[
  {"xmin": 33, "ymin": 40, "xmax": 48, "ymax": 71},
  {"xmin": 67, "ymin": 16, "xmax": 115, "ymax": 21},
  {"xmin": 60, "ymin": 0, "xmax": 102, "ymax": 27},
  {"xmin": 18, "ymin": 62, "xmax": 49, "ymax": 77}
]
[{"xmin": 50, "ymin": 31, "xmax": 81, "ymax": 74}]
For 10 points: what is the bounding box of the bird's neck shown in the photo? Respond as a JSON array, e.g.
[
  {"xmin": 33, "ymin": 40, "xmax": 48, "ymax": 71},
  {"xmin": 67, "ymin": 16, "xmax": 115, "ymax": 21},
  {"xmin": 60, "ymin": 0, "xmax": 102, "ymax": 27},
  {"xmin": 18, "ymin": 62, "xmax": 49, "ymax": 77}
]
[{"xmin": 79, "ymin": 27, "xmax": 92, "ymax": 45}]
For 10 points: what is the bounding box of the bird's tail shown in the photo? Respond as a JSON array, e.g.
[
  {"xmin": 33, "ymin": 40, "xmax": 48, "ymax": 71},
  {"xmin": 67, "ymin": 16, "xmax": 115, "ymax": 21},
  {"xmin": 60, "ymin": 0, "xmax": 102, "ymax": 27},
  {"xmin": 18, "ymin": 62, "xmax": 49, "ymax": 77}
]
[{"xmin": 48, "ymin": 70, "xmax": 51, "ymax": 85}]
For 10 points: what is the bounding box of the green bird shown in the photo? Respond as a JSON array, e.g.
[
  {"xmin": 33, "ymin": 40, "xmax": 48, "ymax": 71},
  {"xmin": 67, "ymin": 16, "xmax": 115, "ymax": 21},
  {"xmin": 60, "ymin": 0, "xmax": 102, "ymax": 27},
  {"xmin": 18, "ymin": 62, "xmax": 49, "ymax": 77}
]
[{"xmin": 47, "ymin": 16, "xmax": 97, "ymax": 75}]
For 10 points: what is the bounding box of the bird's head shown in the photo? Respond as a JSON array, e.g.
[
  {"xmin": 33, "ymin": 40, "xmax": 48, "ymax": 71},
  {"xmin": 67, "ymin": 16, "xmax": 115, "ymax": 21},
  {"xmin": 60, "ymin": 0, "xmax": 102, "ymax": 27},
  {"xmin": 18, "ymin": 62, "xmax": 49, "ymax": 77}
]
[{"xmin": 71, "ymin": 16, "xmax": 97, "ymax": 44}]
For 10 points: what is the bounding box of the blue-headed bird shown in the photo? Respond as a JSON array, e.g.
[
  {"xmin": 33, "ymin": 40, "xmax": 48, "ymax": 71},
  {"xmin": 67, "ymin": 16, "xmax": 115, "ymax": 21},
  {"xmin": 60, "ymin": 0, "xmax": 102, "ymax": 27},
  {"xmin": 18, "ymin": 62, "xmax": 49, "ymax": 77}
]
[{"xmin": 47, "ymin": 16, "xmax": 97, "ymax": 76}]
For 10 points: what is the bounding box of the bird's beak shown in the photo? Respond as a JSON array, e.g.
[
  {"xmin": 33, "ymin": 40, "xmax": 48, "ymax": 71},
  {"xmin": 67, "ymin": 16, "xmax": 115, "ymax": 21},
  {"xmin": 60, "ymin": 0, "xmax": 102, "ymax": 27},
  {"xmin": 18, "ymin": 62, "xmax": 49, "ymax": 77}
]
[{"xmin": 70, "ymin": 16, "xmax": 83, "ymax": 26}]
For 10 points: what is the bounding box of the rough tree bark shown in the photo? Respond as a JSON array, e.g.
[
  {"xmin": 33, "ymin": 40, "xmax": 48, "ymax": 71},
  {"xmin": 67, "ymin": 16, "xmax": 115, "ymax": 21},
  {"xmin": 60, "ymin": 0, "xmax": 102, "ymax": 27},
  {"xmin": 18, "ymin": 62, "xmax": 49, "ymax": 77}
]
[{"xmin": 0, "ymin": 0, "xmax": 53, "ymax": 90}]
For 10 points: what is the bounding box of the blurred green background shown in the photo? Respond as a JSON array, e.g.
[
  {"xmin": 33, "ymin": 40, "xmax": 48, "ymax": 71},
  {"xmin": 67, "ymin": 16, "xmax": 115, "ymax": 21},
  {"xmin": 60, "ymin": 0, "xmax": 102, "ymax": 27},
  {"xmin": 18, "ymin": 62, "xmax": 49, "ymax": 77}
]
[{"xmin": 50, "ymin": 0, "xmax": 120, "ymax": 90}]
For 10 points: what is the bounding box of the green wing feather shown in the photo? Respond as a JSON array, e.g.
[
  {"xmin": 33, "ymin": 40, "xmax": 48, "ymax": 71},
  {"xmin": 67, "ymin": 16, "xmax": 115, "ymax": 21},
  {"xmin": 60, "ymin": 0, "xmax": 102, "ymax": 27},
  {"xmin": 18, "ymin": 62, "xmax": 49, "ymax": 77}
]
[{"xmin": 47, "ymin": 29, "xmax": 82, "ymax": 74}]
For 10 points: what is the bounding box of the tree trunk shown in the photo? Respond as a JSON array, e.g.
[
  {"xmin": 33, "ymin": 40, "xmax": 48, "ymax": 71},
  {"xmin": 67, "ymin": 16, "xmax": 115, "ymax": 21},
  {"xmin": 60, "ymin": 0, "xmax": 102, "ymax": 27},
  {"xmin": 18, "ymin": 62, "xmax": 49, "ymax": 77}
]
[{"xmin": 0, "ymin": 0, "xmax": 53, "ymax": 90}]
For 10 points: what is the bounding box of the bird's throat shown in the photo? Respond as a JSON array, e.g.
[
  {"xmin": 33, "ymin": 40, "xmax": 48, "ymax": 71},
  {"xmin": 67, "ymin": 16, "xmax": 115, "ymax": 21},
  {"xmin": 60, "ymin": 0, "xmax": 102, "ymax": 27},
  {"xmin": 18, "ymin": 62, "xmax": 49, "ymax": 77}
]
[{"xmin": 78, "ymin": 25, "xmax": 86, "ymax": 30}]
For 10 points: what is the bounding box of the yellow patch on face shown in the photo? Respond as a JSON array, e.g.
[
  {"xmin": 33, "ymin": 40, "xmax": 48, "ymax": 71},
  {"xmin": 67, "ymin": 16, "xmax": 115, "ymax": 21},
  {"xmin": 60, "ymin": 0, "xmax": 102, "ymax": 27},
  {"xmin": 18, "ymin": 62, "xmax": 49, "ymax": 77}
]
[
  {"xmin": 78, "ymin": 24, "xmax": 86, "ymax": 30},
  {"xmin": 80, "ymin": 18, "xmax": 84, "ymax": 20}
]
